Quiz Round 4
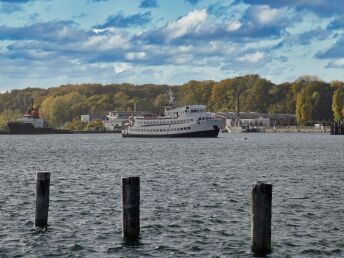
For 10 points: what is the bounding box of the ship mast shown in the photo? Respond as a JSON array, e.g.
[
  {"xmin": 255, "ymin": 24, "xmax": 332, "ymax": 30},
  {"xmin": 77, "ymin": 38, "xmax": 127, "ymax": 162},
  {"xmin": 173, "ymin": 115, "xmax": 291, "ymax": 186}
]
[
  {"xmin": 164, "ymin": 88, "xmax": 175, "ymax": 113},
  {"xmin": 236, "ymin": 88, "xmax": 240, "ymax": 127},
  {"xmin": 168, "ymin": 88, "xmax": 175, "ymax": 106}
]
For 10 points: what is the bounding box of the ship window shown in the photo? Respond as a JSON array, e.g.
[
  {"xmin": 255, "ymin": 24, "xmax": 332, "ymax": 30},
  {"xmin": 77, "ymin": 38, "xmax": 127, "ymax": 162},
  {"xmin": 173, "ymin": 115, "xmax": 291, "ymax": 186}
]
[{"xmin": 188, "ymin": 127, "xmax": 191, "ymax": 129}]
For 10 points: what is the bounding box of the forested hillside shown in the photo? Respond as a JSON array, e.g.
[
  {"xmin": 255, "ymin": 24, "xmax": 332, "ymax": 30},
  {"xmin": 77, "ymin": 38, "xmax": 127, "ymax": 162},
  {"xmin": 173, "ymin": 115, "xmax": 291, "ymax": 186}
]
[{"xmin": 1, "ymin": 75, "xmax": 344, "ymax": 129}]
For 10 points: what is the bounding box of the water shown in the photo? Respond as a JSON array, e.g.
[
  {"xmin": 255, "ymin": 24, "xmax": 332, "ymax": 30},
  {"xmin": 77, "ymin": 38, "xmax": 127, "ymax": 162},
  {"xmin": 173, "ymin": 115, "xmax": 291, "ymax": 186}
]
[{"xmin": 0, "ymin": 133, "xmax": 343, "ymax": 257}]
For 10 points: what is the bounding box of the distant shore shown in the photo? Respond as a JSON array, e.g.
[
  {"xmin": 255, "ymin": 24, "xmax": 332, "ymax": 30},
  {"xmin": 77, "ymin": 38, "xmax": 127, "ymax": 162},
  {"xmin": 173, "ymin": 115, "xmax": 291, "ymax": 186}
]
[
  {"xmin": 264, "ymin": 126, "xmax": 329, "ymax": 133},
  {"xmin": 0, "ymin": 127, "xmax": 332, "ymax": 135}
]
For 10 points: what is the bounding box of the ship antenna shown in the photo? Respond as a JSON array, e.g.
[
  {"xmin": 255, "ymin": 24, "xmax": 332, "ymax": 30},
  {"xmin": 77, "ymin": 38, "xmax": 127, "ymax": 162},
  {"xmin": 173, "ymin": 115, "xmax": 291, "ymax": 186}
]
[
  {"xmin": 168, "ymin": 88, "xmax": 175, "ymax": 106},
  {"xmin": 236, "ymin": 88, "xmax": 240, "ymax": 126}
]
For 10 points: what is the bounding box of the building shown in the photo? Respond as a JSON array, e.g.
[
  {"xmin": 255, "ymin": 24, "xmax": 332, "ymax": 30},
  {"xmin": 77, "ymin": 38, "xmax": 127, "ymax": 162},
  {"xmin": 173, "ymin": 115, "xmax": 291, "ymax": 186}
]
[
  {"xmin": 80, "ymin": 114, "xmax": 106, "ymax": 122},
  {"xmin": 216, "ymin": 112, "xmax": 297, "ymax": 127}
]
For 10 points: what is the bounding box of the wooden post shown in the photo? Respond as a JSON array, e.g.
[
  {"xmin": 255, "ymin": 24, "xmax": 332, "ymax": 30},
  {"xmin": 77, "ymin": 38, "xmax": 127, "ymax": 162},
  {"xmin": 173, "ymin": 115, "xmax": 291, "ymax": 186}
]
[
  {"xmin": 35, "ymin": 172, "xmax": 50, "ymax": 227},
  {"xmin": 121, "ymin": 177, "xmax": 140, "ymax": 239},
  {"xmin": 251, "ymin": 182, "xmax": 272, "ymax": 256}
]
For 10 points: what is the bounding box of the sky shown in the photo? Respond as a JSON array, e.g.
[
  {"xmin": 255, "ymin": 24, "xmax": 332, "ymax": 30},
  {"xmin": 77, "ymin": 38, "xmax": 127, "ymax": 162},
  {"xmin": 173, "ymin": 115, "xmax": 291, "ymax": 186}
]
[{"xmin": 0, "ymin": 0, "xmax": 344, "ymax": 91}]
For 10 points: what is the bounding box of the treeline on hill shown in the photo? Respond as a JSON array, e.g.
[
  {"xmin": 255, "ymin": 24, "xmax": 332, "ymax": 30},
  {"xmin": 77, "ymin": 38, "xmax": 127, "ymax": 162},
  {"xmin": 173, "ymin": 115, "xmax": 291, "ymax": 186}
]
[{"xmin": 0, "ymin": 74, "xmax": 344, "ymax": 129}]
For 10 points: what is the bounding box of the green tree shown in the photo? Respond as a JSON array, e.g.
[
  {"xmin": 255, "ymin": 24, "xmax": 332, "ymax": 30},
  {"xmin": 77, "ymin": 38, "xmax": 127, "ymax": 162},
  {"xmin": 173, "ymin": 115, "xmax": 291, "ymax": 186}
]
[{"xmin": 332, "ymin": 88, "xmax": 344, "ymax": 122}]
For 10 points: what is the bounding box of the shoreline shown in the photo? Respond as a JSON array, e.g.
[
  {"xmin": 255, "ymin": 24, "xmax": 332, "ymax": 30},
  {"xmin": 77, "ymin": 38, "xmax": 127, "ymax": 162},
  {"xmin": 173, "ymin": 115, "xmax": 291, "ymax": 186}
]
[
  {"xmin": 264, "ymin": 126, "xmax": 330, "ymax": 133},
  {"xmin": 0, "ymin": 127, "xmax": 333, "ymax": 135},
  {"xmin": 0, "ymin": 130, "xmax": 121, "ymax": 135}
]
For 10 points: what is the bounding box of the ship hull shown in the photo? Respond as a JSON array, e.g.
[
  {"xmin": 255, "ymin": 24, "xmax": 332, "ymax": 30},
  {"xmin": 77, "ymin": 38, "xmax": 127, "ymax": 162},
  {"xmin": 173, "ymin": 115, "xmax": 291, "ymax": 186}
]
[
  {"xmin": 122, "ymin": 127, "xmax": 220, "ymax": 138},
  {"xmin": 7, "ymin": 122, "xmax": 72, "ymax": 134}
]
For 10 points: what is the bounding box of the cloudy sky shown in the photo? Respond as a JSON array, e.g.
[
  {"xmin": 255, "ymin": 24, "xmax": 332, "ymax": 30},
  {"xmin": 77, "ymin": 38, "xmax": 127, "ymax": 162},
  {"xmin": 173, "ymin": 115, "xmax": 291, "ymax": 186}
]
[{"xmin": 0, "ymin": 0, "xmax": 344, "ymax": 91}]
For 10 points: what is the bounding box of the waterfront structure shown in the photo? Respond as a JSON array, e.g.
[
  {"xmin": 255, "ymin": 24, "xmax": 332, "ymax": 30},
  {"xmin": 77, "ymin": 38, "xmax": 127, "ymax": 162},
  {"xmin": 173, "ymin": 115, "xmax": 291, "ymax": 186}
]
[
  {"xmin": 103, "ymin": 111, "xmax": 148, "ymax": 132},
  {"xmin": 80, "ymin": 114, "xmax": 106, "ymax": 123}
]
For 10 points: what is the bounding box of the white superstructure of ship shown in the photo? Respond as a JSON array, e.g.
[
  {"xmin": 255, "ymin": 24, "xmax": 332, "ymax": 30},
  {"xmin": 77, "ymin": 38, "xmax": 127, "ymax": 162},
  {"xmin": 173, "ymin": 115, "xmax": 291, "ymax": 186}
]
[{"xmin": 121, "ymin": 89, "xmax": 221, "ymax": 137}]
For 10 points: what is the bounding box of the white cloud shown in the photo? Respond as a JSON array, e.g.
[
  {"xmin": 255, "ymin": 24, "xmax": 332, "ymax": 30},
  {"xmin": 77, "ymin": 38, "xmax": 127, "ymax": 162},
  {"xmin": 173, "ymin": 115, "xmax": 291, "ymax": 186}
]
[
  {"xmin": 248, "ymin": 5, "xmax": 283, "ymax": 25},
  {"xmin": 164, "ymin": 9, "xmax": 207, "ymax": 39},
  {"xmin": 226, "ymin": 20, "xmax": 242, "ymax": 31},
  {"xmin": 83, "ymin": 31, "xmax": 130, "ymax": 51},
  {"xmin": 126, "ymin": 51, "xmax": 146, "ymax": 60},
  {"xmin": 237, "ymin": 51, "xmax": 265, "ymax": 63},
  {"xmin": 113, "ymin": 62, "xmax": 132, "ymax": 73},
  {"xmin": 327, "ymin": 58, "xmax": 344, "ymax": 68}
]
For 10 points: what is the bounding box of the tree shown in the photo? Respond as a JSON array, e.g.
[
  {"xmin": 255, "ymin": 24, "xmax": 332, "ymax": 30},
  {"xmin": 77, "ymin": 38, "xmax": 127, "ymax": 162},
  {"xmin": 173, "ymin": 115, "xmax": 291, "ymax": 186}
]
[
  {"xmin": 63, "ymin": 118, "xmax": 87, "ymax": 130},
  {"xmin": 113, "ymin": 91, "xmax": 130, "ymax": 110},
  {"xmin": 0, "ymin": 109, "xmax": 22, "ymax": 129},
  {"xmin": 154, "ymin": 93, "xmax": 168, "ymax": 108},
  {"xmin": 332, "ymin": 88, "xmax": 344, "ymax": 122},
  {"xmin": 178, "ymin": 80, "xmax": 213, "ymax": 106},
  {"xmin": 86, "ymin": 120, "xmax": 104, "ymax": 131},
  {"xmin": 296, "ymin": 75, "xmax": 321, "ymax": 83},
  {"xmin": 296, "ymin": 91, "xmax": 312, "ymax": 125},
  {"xmin": 244, "ymin": 78, "xmax": 273, "ymax": 113}
]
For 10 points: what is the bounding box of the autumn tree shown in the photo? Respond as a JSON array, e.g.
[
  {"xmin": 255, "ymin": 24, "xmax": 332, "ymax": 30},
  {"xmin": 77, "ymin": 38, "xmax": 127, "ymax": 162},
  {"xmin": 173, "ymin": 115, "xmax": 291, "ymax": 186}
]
[
  {"xmin": 154, "ymin": 93, "xmax": 168, "ymax": 107},
  {"xmin": 178, "ymin": 80, "xmax": 213, "ymax": 106},
  {"xmin": 0, "ymin": 109, "xmax": 22, "ymax": 129},
  {"xmin": 296, "ymin": 90, "xmax": 312, "ymax": 125},
  {"xmin": 86, "ymin": 120, "xmax": 104, "ymax": 131},
  {"xmin": 332, "ymin": 88, "xmax": 344, "ymax": 122}
]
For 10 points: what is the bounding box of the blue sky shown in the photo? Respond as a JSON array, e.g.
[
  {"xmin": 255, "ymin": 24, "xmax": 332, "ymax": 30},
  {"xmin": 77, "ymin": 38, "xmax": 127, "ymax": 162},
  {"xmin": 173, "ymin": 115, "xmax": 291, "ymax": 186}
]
[{"xmin": 0, "ymin": 0, "xmax": 344, "ymax": 91}]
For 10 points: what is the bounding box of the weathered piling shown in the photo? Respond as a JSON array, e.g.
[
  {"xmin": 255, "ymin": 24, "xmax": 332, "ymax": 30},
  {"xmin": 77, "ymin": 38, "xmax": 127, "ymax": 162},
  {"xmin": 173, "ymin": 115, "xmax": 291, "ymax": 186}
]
[
  {"xmin": 331, "ymin": 121, "xmax": 344, "ymax": 135},
  {"xmin": 251, "ymin": 182, "xmax": 272, "ymax": 256},
  {"xmin": 121, "ymin": 177, "xmax": 140, "ymax": 239},
  {"xmin": 35, "ymin": 172, "xmax": 50, "ymax": 227}
]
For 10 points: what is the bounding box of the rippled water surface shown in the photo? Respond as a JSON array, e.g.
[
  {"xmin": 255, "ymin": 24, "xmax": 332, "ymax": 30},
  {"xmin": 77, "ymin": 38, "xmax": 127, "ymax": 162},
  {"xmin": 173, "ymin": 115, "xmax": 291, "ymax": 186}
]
[{"xmin": 0, "ymin": 133, "xmax": 343, "ymax": 257}]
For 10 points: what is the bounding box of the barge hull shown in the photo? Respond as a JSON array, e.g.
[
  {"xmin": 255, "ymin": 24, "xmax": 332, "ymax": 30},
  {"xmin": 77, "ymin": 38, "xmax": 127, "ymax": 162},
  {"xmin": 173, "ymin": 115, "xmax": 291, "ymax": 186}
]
[{"xmin": 7, "ymin": 122, "xmax": 72, "ymax": 134}]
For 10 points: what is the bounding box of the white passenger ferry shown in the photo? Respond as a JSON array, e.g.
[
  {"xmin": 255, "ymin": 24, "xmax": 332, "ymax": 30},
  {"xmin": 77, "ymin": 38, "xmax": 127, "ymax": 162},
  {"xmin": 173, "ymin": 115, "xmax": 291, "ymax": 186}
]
[{"xmin": 122, "ymin": 90, "xmax": 221, "ymax": 137}]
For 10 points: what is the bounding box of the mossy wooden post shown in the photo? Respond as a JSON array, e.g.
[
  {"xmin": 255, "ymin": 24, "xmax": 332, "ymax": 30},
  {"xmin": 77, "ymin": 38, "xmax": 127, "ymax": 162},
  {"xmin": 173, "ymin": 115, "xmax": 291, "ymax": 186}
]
[
  {"xmin": 251, "ymin": 182, "xmax": 272, "ymax": 256},
  {"xmin": 35, "ymin": 172, "xmax": 50, "ymax": 227},
  {"xmin": 121, "ymin": 177, "xmax": 140, "ymax": 239}
]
